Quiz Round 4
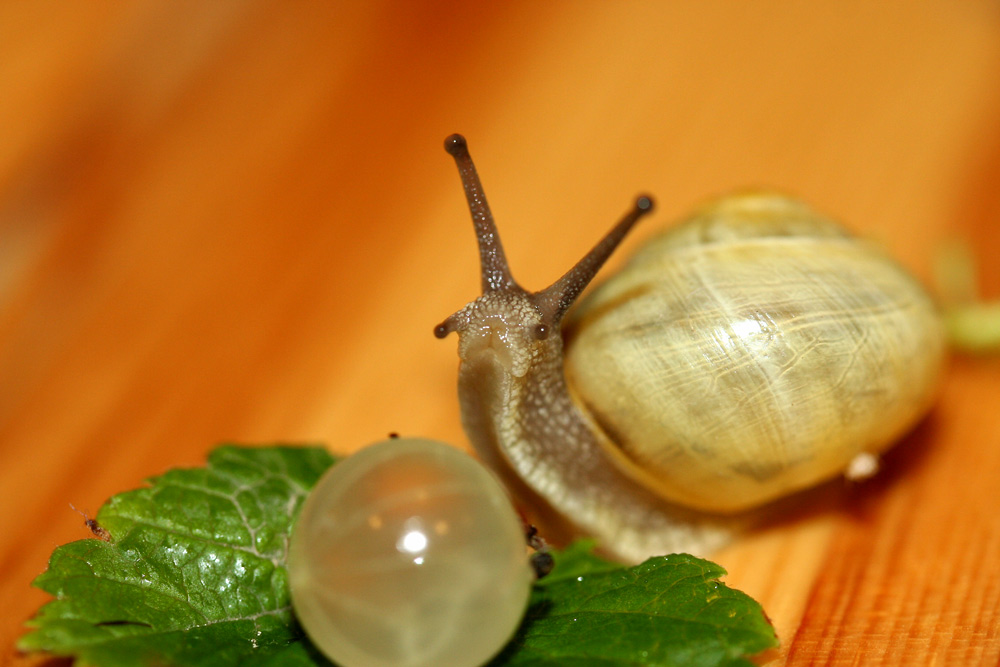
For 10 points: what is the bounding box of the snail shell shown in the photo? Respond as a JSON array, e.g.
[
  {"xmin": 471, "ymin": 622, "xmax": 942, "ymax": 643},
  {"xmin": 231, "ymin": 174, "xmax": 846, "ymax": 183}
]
[
  {"xmin": 565, "ymin": 193, "xmax": 946, "ymax": 513},
  {"xmin": 436, "ymin": 134, "xmax": 946, "ymax": 561}
]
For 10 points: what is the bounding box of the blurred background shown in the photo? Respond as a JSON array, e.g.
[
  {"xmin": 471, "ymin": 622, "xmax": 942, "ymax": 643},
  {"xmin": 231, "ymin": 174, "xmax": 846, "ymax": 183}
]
[{"xmin": 2, "ymin": 2, "xmax": 999, "ymax": 664}]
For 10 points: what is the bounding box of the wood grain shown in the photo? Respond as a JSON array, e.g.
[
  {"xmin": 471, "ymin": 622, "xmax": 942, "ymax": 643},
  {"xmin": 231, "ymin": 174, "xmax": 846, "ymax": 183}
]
[{"xmin": 2, "ymin": 2, "xmax": 999, "ymax": 665}]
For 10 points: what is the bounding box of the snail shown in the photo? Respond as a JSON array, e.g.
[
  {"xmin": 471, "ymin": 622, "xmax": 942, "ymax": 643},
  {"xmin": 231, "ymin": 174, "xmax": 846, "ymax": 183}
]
[
  {"xmin": 288, "ymin": 437, "xmax": 533, "ymax": 667},
  {"xmin": 435, "ymin": 134, "xmax": 946, "ymax": 563}
]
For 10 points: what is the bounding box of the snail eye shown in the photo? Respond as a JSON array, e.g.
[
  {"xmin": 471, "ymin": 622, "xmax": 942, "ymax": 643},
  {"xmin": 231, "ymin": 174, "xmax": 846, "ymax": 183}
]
[
  {"xmin": 287, "ymin": 438, "xmax": 534, "ymax": 667},
  {"xmin": 532, "ymin": 323, "xmax": 550, "ymax": 340}
]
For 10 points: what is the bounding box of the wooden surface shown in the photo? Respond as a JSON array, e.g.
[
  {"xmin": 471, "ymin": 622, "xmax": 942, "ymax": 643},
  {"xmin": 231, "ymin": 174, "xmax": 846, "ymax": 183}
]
[{"xmin": 2, "ymin": 3, "xmax": 999, "ymax": 665}]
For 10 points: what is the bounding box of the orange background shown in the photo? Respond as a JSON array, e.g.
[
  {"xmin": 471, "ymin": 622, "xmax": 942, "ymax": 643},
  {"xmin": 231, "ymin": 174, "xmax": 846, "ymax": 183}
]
[{"xmin": 2, "ymin": 3, "xmax": 999, "ymax": 665}]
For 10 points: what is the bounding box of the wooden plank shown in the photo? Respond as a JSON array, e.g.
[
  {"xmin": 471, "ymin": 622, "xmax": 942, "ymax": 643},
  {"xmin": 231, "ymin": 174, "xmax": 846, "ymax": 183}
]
[{"xmin": 2, "ymin": 2, "xmax": 999, "ymax": 664}]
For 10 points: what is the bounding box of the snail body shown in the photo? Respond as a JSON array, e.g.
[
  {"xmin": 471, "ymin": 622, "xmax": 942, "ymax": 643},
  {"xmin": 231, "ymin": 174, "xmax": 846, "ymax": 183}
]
[{"xmin": 436, "ymin": 135, "xmax": 946, "ymax": 562}]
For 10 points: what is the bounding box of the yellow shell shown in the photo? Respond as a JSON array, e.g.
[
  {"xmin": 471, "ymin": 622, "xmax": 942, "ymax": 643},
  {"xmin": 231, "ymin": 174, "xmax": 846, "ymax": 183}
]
[{"xmin": 565, "ymin": 193, "xmax": 946, "ymax": 513}]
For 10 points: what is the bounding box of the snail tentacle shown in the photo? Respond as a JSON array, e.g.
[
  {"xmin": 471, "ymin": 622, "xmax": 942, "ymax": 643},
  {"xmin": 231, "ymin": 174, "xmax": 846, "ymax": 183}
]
[
  {"xmin": 537, "ymin": 195, "xmax": 655, "ymax": 322},
  {"xmin": 444, "ymin": 134, "xmax": 517, "ymax": 293}
]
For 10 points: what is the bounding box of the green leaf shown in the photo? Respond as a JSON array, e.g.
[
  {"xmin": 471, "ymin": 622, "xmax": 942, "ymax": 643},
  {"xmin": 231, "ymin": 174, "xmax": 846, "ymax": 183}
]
[
  {"xmin": 944, "ymin": 302, "xmax": 1000, "ymax": 353},
  {"xmin": 19, "ymin": 445, "xmax": 336, "ymax": 667},
  {"xmin": 20, "ymin": 445, "xmax": 776, "ymax": 667},
  {"xmin": 933, "ymin": 239, "xmax": 1000, "ymax": 354},
  {"xmin": 492, "ymin": 546, "xmax": 777, "ymax": 666}
]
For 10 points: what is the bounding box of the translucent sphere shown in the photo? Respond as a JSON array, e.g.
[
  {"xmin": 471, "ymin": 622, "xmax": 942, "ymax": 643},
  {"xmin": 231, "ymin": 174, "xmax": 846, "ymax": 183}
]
[{"xmin": 288, "ymin": 438, "xmax": 533, "ymax": 667}]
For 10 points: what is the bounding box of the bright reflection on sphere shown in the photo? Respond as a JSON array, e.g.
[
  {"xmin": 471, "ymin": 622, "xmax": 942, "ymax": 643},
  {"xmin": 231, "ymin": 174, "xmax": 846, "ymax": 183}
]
[
  {"xmin": 398, "ymin": 528, "xmax": 428, "ymax": 555},
  {"xmin": 288, "ymin": 438, "xmax": 533, "ymax": 667}
]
